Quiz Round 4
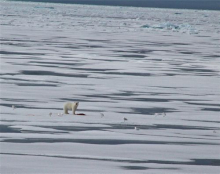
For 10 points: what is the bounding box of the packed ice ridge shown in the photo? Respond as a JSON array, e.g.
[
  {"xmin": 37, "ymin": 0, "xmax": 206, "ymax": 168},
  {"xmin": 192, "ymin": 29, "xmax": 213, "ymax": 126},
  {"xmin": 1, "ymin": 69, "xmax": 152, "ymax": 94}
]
[{"xmin": 142, "ymin": 22, "xmax": 199, "ymax": 34}]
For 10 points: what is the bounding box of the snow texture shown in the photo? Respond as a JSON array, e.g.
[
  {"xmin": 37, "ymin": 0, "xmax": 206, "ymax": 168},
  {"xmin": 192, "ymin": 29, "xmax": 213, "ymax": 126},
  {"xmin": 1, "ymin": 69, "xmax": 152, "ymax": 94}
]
[{"xmin": 0, "ymin": 1, "xmax": 220, "ymax": 173}]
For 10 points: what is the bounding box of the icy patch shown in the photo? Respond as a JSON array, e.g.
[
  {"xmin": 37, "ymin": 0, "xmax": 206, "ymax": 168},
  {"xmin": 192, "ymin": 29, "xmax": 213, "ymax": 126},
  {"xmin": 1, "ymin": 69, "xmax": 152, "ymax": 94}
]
[{"xmin": 142, "ymin": 23, "xmax": 199, "ymax": 34}]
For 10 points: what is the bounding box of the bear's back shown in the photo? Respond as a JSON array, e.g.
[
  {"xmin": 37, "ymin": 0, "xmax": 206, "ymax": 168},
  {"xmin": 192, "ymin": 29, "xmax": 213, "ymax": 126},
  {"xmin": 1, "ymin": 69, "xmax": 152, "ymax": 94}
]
[{"xmin": 64, "ymin": 102, "xmax": 73, "ymax": 110}]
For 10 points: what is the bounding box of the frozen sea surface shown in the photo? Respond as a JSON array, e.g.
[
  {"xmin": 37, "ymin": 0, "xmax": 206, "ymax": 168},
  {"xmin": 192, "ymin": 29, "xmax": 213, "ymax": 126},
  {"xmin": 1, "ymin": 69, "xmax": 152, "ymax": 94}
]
[{"xmin": 0, "ymin": 1, "xmax": 220, "ymax": 173}]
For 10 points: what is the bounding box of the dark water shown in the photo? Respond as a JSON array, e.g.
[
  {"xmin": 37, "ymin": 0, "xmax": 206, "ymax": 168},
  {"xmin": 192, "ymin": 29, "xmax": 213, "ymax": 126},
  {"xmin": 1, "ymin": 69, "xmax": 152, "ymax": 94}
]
[{"xmin": 10, "ymin": 0, "xmax": 220, "ymax": 10}]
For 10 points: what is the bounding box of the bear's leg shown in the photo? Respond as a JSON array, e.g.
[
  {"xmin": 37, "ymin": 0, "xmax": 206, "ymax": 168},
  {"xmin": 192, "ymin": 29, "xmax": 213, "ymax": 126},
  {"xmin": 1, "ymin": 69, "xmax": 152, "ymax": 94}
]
[
  {"xmin": 64, "ymin": 108, "xmax": 69, "ymax": 114},
  {"xmin": 72, "ymin": 106, "xmax": 76, "ymax": 115}
]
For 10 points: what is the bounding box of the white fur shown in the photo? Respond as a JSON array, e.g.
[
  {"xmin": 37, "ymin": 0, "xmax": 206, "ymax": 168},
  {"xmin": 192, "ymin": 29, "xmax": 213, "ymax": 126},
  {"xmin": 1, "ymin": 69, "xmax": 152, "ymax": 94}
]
[{"xmin": 63, "ymin": 102, "xmax": 79, "ymax": 114}]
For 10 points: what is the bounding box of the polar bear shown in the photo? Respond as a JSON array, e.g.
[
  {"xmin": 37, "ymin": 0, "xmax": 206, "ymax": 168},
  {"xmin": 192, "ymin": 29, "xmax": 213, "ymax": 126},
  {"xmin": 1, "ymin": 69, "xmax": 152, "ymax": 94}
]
[{"xmin": 63, "ymin": 102, "xmax": 79, "ymax": 115}]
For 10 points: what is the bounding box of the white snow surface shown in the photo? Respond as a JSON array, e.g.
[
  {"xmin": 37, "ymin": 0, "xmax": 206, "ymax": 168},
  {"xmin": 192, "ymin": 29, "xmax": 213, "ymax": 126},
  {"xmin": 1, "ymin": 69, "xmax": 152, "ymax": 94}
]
[{"xmin": 0, "ymin": 1, "xmax": 220, "ymax": 173}]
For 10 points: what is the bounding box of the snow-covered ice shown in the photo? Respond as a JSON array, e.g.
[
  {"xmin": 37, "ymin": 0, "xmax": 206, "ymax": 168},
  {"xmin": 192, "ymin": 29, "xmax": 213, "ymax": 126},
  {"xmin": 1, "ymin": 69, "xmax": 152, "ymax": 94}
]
[{"xmin": 0, "ymin": 1, "xmax": 220, "ymax": 173}]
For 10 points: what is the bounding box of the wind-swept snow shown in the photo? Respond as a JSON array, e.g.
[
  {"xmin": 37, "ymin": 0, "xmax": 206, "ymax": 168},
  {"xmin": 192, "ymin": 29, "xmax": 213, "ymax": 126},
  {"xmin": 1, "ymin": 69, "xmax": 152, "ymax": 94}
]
[{"xmin": 0, "ymin": 1, "xmax": 220, "ymax": 173}]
